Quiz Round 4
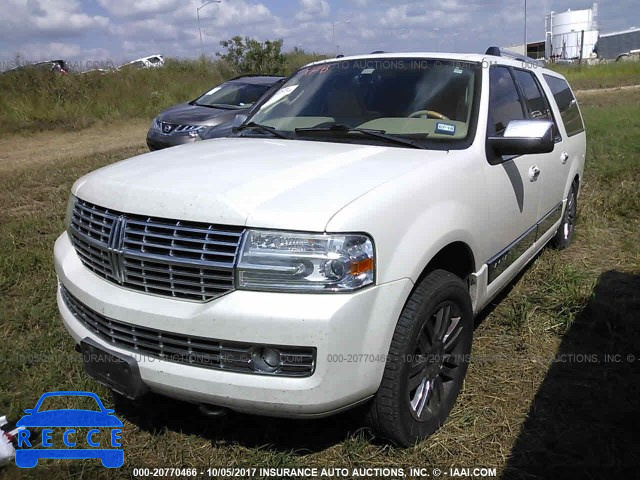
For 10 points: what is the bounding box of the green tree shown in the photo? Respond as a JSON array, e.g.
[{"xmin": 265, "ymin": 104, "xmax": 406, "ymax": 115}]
[{"xmin": 217, "ymin": 36, "xmax": 287, "ymax": 74}]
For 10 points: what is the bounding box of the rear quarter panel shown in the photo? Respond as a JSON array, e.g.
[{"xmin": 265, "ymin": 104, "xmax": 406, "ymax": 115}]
[{"xmin": 537, "ymin": 70, "xmax": 587, "ymax": 198}]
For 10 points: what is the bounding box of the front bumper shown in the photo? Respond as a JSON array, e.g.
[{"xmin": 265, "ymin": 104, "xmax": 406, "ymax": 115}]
[
  {"xmin": 146, "ymin": 129, "xmax": 197, "ymax": 151},
  {"xmin": 54, "ymin": 233, "xmax": 413, "ymax": 417}
]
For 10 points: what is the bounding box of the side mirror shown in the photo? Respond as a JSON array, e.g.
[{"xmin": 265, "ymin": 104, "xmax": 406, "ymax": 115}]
[
  {"xmin": 488, "ymin": 120, "xmax": 554, "ymax": 161},
  {"xmin": 231, "ymin": 114, "xmax": 248, "ymax": 127}
]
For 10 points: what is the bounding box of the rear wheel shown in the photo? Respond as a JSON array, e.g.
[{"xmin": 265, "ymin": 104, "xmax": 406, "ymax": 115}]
[
  {"xmin": 551, "ymin": 183, "xmax": 578, "ymax": 250},
  {"xmin": 366, "ymin": 270, "xmax": 473, "ymax": 446}
]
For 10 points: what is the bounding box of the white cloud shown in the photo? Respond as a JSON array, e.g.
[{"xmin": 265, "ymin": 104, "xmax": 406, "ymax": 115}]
[
  {"xmin": 96, "ymin": 0, "xmax": 177, "ymax": 19},
  {"xmin": 380, "ymin": 3, "xmax": 469, "ymax": 29},
  {"xmin": 7, "ymin": 41, "xmax": 82, "ymax": 63},
  {"xmin": 0, "ymin": 0, "xmax": 109, "ymax": 40},
  {"xmin": 109, "ymin": 18, "xmax": 182, "ymax": 41},
  {"xmin": 295, "ymin": 0, "xmax": 330, "ymax": 22},
  {"xmin": 201, "ymin": 0, "xmax": 275, "ymax": 27}
]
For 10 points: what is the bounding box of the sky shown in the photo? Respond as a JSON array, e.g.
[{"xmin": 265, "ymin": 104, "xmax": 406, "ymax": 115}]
[{"xmin": 0, "ymin": 0, "xmax": 636, "ymax": 70}]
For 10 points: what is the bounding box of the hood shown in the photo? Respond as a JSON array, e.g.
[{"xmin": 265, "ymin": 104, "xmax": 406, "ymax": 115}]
[
  {"xmin": 157, "ymin": 102, "xmax": 243, "ymax": 126},
  {"xmin": 73, "ymin": 138, "xmax": 448, "ymax": 231}
]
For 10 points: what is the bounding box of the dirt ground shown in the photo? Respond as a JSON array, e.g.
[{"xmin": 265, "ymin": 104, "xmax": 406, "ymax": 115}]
[{"xmin": 0, "ymin": 120, "xmax": 149, "ymax": 174}]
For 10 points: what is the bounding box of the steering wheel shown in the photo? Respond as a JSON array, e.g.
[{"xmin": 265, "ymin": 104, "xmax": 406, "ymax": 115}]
[{"xmin": 408, "ymin": 110, "xmax": 450, "ymax": 120}]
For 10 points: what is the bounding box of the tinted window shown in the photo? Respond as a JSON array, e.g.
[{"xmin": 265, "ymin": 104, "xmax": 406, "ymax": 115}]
[
  {"xmin": 488, "ymin": 67, "xmax": 525, "ymax": 136},
  {"xmin": 195, "ymin": 82, "xmax": 271, "ymax": 109},
  {"xmin": 513, "ymin": 69, "xmax": 560, "ymax": 140},
  {"xmin": 543, "ymin": 74, "xmax": 584, "ymax": 137}
]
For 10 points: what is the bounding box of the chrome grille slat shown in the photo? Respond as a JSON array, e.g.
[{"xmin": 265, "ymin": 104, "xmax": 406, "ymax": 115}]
[
  {"xmin": 122, "ymin": 261, "xmax": 231, "ymax": 282},
  {"xmin": 68, "ymin": 199, "xmax": 243, "ymax": 302},
  {"xmin": 73, "ymin": 206, "xmax": 117, "ymax": 226},
  {"xmin": 125, "ymin": 228, "xmax": 238, "ymax": 247},
  {"xmin": 118, "ymin": 278, "xmax": 227, "ymax": 296},
  {"xmin": 122, "ymin": 239, "xmax": 237, "ymax": 257},
  {"xmin": 122, "ymin": 250, "xmax": 234, "ymax": 270},
  {"xmin": 71, "ymin": 240, "xmax": 111, "ymax": 269},
  {"xmin": 61, "ymin": 286, "xmax": 315, "ymax": 377},
  {"xmin": 70, "ymin": 219, "xmax": 113, "ymax": 241},
  {"xmin": 70, "ymin": 239, "xmax": 117, "ymax": 280},
  {"xmin": 123, "ymin": 272, "xmax": 212, "ymax": 289},
  {"xmin": 125, "ymin": 218, "xmax": 243, "ymax": 237}
]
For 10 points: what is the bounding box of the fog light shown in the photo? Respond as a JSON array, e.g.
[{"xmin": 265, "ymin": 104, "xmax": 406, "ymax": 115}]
[{"xmin": 251, "ymin": 347, "xmax": 281, "ymax": 373}]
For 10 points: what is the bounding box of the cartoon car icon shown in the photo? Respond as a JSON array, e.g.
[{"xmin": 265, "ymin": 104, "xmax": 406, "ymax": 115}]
[{"xmin": 15, "ymin": 391, "xmax": 123, "ymax": 468}]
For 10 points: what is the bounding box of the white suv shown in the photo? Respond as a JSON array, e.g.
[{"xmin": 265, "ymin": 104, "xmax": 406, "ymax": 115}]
[{"xmin": 54, "ymin": 49, "xmax": 586, "ymax": 446}]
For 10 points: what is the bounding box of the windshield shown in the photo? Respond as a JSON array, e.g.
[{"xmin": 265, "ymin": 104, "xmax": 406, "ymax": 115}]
[
  {"xmin": 195, "ymin": 81, "xmax": 271, "ymax": 109},
  {"xmin": 249, "ymin": 58, "xmax": 480, "ymax": 145}
]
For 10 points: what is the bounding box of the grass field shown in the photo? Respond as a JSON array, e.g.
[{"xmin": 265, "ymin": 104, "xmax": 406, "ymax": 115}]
[
  {"xmin": 551, "ymin": 60, "xmax": 640, "ymax": 90},
  {"xmin": 0, "ymin": 89, "xmax": 639, "ymax": 479},
  {"xmin": 0, "ymin": 51, "xmax": 326, "ymax": 135}
]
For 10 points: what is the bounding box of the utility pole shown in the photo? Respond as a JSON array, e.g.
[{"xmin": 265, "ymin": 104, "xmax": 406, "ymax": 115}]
[
  {"xmin": 524, "ymin": 0, "xmax": 528, "ymax": 56},
  {"xmin": 197, "ymin": 0, "xmax": 222, "ymax": 59},
  {"xmin": 332, "ymin": 20, "xmax": 351, "ymax": 55}
]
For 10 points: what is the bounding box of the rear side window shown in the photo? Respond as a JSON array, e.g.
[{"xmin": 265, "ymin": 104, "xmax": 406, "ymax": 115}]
[
  {"xmin": 513, "ymin": 69, "xmax": 561, "ymax": 140},
  {"xmin": 543, "ymin": 74, "xmax": 584, "ymax": 137},
  {"xmin": 488, "ymin": 66, "xmax": 526, "ymax": 136}
]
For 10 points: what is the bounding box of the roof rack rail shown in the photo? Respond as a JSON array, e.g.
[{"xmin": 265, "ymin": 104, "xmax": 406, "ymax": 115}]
[{"xmin": 485, "ymin": 46, "xmax": 545, "ymax": 66}]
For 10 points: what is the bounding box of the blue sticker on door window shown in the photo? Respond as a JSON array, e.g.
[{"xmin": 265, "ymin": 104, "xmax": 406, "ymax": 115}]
[{"xmin": 435, "ymin": 123, "xmax": 456, "ymax": 135}]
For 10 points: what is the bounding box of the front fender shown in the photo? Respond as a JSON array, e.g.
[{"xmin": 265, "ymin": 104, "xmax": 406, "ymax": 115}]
[{"xmin": 326, "ymin": 157, "xmax": 488, "ymax": 286}]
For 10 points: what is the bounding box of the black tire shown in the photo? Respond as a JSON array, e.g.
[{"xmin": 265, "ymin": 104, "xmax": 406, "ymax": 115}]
[
  {"xmin": 551, "ymin": 183, "xmax": 578, "ymax": 250},
  {"xmin": 366, "ymin": 269, "xmax": 473, "ymax": 446}
]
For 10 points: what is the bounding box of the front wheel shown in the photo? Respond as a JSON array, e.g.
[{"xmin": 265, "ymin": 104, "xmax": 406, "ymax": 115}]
[{"xmin": 366, "ymin": 270, "xmax": 473, "ymax": 446}]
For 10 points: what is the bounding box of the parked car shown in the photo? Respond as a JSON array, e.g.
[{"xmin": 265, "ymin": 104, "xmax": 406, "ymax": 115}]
[
  {"xmin": 146, "ymin": 75, "xmax": 285, "ymax": 151},
  {"xmin": 4, "ymin": 60, "xmax": 69, "ymax": 75},
  {"xmin": 54, "ymin": 48, "xmax": 586, "ymax": 446},
  {"xmin": 119, "ymin": 54, "xmax": 165, "ymax": 70},
  {"xmin": 195, "ymin": 77, "xmax": 287, "ymax": 142}
]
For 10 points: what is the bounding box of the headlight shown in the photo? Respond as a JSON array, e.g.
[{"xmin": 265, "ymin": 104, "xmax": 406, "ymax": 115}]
[
  {"xmin": 237, "ymin": 230, "xmax": 375, "ymax": 293},
  {"xmin": 188, "ymin": 125, "xmax": 206, "ymax": 137},
  {"xmin": 150, "ymin": 118, "xmax": 161, "ymax": 131},
  {"xmin": 64, "ymin": 194, "xmax": 76, "ymax": 231}
]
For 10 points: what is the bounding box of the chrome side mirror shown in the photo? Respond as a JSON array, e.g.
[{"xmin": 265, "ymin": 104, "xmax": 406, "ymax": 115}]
[{"xmin": 488, "ymin": 120, "xmax": 555, "ymax": 161}]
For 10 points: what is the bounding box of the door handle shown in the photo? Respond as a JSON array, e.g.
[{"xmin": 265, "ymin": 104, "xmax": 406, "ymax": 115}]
[
  {"xmin": 561, "ymin": 152, "xmax": 569, "ymax": 165},
  {"xmin": 529, "ymin": 165, "xmax": 541, "ymax": 182}
]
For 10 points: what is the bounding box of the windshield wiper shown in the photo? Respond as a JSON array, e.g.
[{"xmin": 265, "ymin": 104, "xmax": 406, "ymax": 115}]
[
  {"xmin": 295, "ymin": 124, "xmax": 428, "ymax": 150},
  {"xmin": 234, "ymin": 122, "xmax": 291, "ymax": 139},
  {"xmin": 194, "ymin": 103, "xmax": 236, "ymax": 110}
]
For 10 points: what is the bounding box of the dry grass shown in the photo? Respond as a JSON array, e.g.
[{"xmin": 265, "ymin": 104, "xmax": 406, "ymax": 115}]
[
  {"xmin": 0, "ymin": 90, "xmax": 638, "ymax": 479},
  {"xmin": 0, "ymin": 51, "xmax": 327, "ymax": 136},
  {"xmin": 0, "ymin": 120, "xmax": 149, "ymax": 175},
  {"xmin": 553, "ymin": 61, "xmax": 640, "ymax": 90}
]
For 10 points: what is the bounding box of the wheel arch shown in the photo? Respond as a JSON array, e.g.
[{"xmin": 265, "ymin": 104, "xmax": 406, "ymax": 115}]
[{"xmin": 416, "ymin": 241, "xmax": 476, "ymax": 285}]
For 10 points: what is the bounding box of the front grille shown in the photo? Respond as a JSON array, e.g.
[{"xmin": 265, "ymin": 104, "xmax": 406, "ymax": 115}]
[
  {"xmin": 161, "ymin": 122, "xmax": 202, "ymax": 134},
  {"xmin": 61, "ymin": 286, "xmax": 316, "ymax": 377},
  {"xmin": 69, "ymin": 198, "xmax": 244, "ymax": 302}
]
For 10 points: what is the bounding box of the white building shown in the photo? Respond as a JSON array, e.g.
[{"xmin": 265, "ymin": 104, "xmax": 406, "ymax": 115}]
[{"xmin": 545, "ymin": 4, "xmax": 600, "ymax": 60}]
